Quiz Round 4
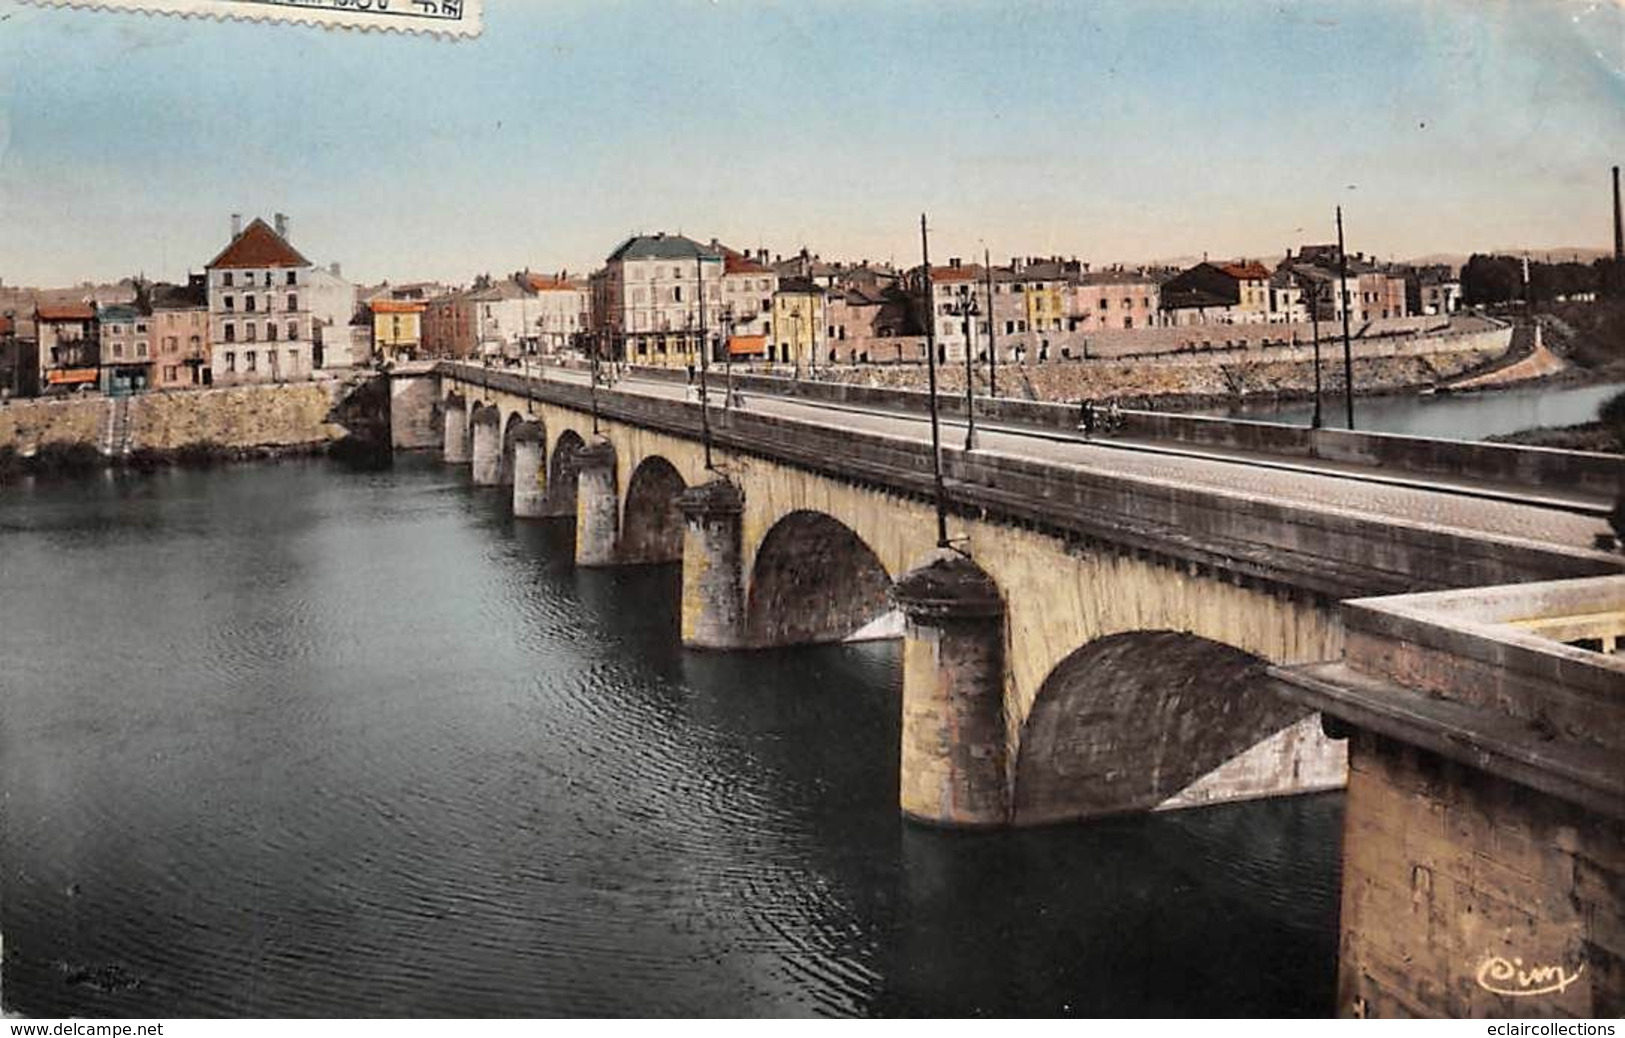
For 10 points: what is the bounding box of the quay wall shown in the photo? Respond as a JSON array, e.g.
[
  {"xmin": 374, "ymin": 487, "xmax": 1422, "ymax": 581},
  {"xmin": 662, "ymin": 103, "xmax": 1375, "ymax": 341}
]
[{"xmin": 0, "ymin": 382, "xmax": 350, "ymax": 455}]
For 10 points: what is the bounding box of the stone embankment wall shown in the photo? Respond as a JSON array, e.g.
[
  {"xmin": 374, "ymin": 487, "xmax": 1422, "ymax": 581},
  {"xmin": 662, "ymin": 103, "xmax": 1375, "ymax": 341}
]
[
  {"xmin": 819, "ymin": 346, "xmax": 1502, "ymax": 406},
  {"xmin": 0, "ymin": 382, "xmax": 350, "ymax": 455}
]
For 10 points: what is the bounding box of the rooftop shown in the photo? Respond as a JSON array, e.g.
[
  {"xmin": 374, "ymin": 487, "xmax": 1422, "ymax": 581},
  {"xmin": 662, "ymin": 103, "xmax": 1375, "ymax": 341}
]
[
  {"xmin": 606, "ymin": 233, "xmax": 719, "ymax": 263},
  {"xmin": 207, "ymin": 217, "xmax": 311, "ymax": 270}
]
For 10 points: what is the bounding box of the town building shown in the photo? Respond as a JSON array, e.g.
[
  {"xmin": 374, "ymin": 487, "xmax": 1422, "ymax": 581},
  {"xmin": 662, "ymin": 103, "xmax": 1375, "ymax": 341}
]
[
  {"xmin": 714, "ymin": 245, "xmax": 777, "ymax": 343},
  {"xmin": 423, "ymin": 289, "xmax": 476, "ymax": 360},
  {"xmin": 590, "ymin": 233, "xmax": 725, "ymax": 369},
  {"xmin": 525, "ymin": 273, "xmax": 590, "ymax": 357},
  {"xmin": 771, "ymin": 277, "xmax": 827, "ymax": 370},
  {"xmin": 206, "ymin": 214, "xmax": 315, "ymax": 385},
  {"xmin": 1405, "ymin": 265, "xmax": 1462, "ymax": 316},
  {"xmin": 915, "ymin": 258, "xmax": 985, "ymax": 362},
  {"xmin": 97, "ymin": 302, "xmax": 154, "ymax": 395},
  {"xmin": 303, "ymin": 263, "xmax": 359, "ymax": 369},
  {"xmin": 149, "ymin": 276, "xmax": 211, "ymax": 389},
  {"xmin": 371, "ymin": 299, "xmax": 427, "ymax": 363},
  {"xmin": 1071, "ymin": 269, "xmax": 1162, "ymax": 333},
  {"xmin": 36, "ymin": 302, "xmax": 99, "ymax": 392}
]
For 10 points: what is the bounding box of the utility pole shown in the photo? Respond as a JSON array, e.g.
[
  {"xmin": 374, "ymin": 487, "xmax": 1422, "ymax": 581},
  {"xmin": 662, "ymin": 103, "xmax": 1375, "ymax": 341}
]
[
  {"xmin": 590, "ymin": 326, "xmax": 601, "ymax": 434},
  {"xmin": 984, "ymin": 247, "xmax": 997, "ymax": 398},
  {"xmin": 695, "ymin": 251, "xmax": 713, "ymax": 470},
  {"xmin": 1336, "ymin": 205, "xmax": 1355, "ymax": 430},
  {"xmin": 921, "ymin": 214, "xmax": 949, "ymax": 549},
  {"xmin": 1307, "ymin": 275, "xmax": 1323, "ymax": 429}
]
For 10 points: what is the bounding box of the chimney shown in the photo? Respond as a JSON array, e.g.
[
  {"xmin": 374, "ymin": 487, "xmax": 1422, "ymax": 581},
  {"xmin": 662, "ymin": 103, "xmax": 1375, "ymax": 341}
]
[
  {"xmin": 275, "ymin": 213, "xmax": 289, "ymax": 240},
  {"xmin": 231, "ymin": 213, "xmax": 243, "ymax": 239},
  {"xmin": 329, "ymin": 261, "xmax": 341, "ymax": 277},
  {"xmin": 1614, "ymin": 165, "xmax": 1623, "ymax": 262}
]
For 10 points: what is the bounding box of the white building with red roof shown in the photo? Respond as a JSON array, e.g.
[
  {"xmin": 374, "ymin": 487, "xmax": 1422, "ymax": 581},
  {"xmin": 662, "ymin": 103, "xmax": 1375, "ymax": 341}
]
[{"xmin": 205, "ymin": 214, "xmax": 315, "ymax": 385}]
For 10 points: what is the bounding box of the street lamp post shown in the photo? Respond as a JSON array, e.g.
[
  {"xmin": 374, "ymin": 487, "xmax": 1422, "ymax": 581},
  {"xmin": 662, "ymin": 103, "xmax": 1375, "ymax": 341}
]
[
  {"xmin": 1298, "ymin": 273, "xmax": 1323, "ymax": 429},
  {"xmin": 1336, "ymin": 204, "xmax": 1355, "ymax": 430},
  {"xmin": 721, "ymin": 303, "xmax": 736, "ymax": 410},
  {"xmin": 984, "ymin": 248, "xmax": 998, "ymax": 399},
  {"xmin": 694, "ymin": 252, "xmax": 713, "ymax": 471},
  {"xmin": 920, "ymin": 213, "xmax": 949, "ymax": 549},
  {"xmin": 950, "ymin": 294, "xmax": 980, "ymax": 450}
]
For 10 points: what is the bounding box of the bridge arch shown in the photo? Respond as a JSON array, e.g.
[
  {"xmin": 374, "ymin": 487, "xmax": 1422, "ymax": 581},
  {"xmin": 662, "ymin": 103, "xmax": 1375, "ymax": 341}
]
[
  {"xmin": 745, "ymin": 510, "xmax": 894, "ymax": 647},
  {"xmin": 548, "ymin": 429, "xmax": 587, "ymax": 517},
  {"xmin": 1010, "ymin": 630, "xmax": 1331, "ymax": 826},
  {"xmin": 620, "ymin": 455, "xmax": 687, "ymax": 564},
  {"xmin": 499, "ymin": 410, "xmax": 526, "ymax": 485}
]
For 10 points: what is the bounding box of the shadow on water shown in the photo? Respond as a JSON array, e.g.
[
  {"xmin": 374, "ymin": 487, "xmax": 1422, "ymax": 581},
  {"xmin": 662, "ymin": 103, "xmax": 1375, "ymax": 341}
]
[{"xmin": 0, "ymin": 455, "xmax": 1341, "ymax": 1018}]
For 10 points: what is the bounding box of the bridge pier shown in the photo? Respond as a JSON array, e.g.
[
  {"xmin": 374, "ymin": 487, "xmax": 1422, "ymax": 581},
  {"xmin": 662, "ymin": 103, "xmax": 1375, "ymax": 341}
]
[
  {"xmin": 677, "ymin": 479, "xmax": 747, "ymax": 649},
  {"xmin": 574, "ymin": 440, "xmax": 620, "ymax": 567},
  {"xmin": 893, "ymin": 550, "xmax": 1009, "ymax": 828},
  {"xmin": 511, "ymin": 421, "xmax": 546, "ymax": 518},
  {"xmin": 470, "ymin": 405, "xmax": 501, "ymax": 485},
  {"xmin": 441, "ymin": 393, "xmax": 469, "ymax": 464}
]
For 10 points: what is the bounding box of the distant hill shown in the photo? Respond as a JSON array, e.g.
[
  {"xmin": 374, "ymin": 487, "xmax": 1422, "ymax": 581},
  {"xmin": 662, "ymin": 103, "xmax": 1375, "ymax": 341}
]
[{"xmin": 1405, "ymin": 247, "xmax": 1613, "ymax": 271}]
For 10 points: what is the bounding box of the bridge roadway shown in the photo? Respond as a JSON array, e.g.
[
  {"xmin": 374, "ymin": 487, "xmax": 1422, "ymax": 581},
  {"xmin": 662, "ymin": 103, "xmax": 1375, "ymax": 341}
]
[{"xmin": 508, "ymin": 363, "xmax": 1611, "ymax": 555}]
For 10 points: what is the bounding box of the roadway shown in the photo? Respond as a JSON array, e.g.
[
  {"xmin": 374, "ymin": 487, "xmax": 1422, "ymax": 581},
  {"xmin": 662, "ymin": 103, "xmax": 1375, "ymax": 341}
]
[{"xmin": 492, "ymin": 364, "xmax": 1614, "ymax": 555}]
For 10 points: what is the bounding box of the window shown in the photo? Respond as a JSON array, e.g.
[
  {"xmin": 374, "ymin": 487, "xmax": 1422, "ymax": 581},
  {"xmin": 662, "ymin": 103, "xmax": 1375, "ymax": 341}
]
[
  {"xmin": 267, "ymin": 323, "xmax": 278, "ymax": 342},
  {"xmin": 287, "ymin": 322, "xmax": 298, "ymax": 341},
  {"xmin": 287, "ymin": 349, "xmax": 298, "ymax": 366},
  {"xmin": 246, "ymin": 296, "xmax": 257, "ymax": 313},
  {"xmin": 286, "ymin": 271, "xmax": 297, "ymax": 286},
  {"xmin": 223, "ymin": 273, "xmax": 234, "ymax": 287},
  {"xmin": 263, "ymin": 272, "xmax": 273, "ymax": 287},
  {"xmin": 224, "ymin": 296, "xmax": 235, "ymax": 311},
  {"xmin": 287, "ymin": 294, "xmax": 298, "ymax": 311},
  {"xmin": 225, "ymin": 352, "xmax": 236, "ymax": 372},
  {"xmin": 246, "ymin": 323, "xmax": 257, "ymax": 342},
  {"xmin": 1099, "ymin": 298, "xmax": 1108, "ymax": 310},
  {"xmin": 137, "ymin": 342, "xmax": 148, "ymax": 358},
  {"xmin": 189, "ymin": 335, "xmax": 201, "ymax": 349},
  {"xmin": 136, "ymin": 322, "xmax": 147, "ymax": 333},
  {"xmin": 164, "ymin": 366, "xmax": 177, "ymax": 382},
  {"xmin": 224, "ymin": 323, "xmax": 236, "ymax": 342},
  {"xmin": 1123, "ymin": 317, "xmax": 1133, "ymax": 329},
  {"xmin": 165, "ymin": 336, "xmax": 177, "ymax": 353},
  {"xmin": 246, "ymin": 351, "xmax": 257, "ymax": 371},
  {"xmin": 113, "ymin": 342, "xmax": 124, "ymax": 358}
]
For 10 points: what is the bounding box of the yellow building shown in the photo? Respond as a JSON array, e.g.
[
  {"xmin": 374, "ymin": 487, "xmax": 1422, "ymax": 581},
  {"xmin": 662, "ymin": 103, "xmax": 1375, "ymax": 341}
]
[
  {"xmin": 770, "ymin": 279, "xmax": 826, "ymax": 371},
  {"xmin": 1018, "ymin": 265, "xmax": 1070, "ymax": 336},
  {"xmin": 371, "ymin": 299, "xmax": 426, "ymax": 363}
]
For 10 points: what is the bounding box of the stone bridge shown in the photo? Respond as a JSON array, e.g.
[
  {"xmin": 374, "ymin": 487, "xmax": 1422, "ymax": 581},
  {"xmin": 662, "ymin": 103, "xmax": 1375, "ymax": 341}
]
[{"xmin": 399, "ymin": 361, "xmax": 1623, "ymax": 1017}]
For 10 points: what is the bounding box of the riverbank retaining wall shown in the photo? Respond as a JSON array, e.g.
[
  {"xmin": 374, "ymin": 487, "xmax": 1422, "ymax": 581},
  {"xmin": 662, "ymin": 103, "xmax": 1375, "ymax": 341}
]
[{"xmin": 0, "ymin": 382, "xmax": 351, "ymax": 455}]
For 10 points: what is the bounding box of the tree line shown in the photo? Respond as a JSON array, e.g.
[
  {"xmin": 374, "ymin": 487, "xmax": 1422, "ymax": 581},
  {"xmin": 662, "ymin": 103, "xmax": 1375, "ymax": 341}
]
[{"xmin": 1460, "ymin": 254, "xmax": 1625, "ymax": 306}]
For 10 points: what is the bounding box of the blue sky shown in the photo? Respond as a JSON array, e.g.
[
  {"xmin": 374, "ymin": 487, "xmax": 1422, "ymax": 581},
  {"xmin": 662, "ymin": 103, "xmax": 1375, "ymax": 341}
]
[{"xmin": 0, "ymin": 0, "xmax": 1621, "ymax": 286}]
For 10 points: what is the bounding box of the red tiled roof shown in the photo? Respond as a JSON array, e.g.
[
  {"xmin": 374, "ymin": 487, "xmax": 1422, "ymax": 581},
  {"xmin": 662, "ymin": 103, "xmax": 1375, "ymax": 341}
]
[
  {"xmin": 36, "ymin": 303, "xmax": 95, "ymax": 321},
  {"xmin": 371, "ymin": 299, "xmax": 427, "ymax": 314},
  {"xmin": 931, "ymin": 266, "xmax": 978, "ymax": 283},
  {"xmin": 525, "ymin": 274, "xmax": 578, "ymax": 292},
  {"xmin": 720, "ymin": 246, "xmax": 769, "ymax": 275},
  {"xmin": 1220, "ymin": 262, "xmax": 1271, "ymax": 281},
  {"xmin": 207, "ymin": 218, "xmax": 311, "ymax": 270}
]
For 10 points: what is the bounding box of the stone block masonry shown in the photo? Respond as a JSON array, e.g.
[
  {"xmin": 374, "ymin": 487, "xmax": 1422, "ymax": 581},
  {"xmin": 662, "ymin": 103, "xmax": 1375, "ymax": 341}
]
[{"xmin": 0, "ymin": 382, "xmax": 350, "ymax": 455}]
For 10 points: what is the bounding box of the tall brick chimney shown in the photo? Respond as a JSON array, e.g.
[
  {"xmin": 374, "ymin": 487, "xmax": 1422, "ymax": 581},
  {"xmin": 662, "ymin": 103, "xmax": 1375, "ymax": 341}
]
[
  {"xmin": 1613, "ymin": 165, "xmax": 1622, "ymax": 263},
  {"xmin": 275, "ymin": 212, "xmax": 289, "ymax": 241},
  {"xmin": 231, "ymin": 213, "xmax": 242, "ymax": 239}
]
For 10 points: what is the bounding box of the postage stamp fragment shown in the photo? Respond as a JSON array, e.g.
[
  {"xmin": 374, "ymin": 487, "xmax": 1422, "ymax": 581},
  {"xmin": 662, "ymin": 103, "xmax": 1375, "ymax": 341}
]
[{"xmin": 19, "ymin": 0, "xmax": 482, "ymax": 36}]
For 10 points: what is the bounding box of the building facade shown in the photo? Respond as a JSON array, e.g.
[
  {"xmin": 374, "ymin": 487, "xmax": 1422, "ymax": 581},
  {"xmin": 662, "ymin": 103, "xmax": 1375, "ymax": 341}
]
[
  {"xmin": 591, "ymin": 233, "xmax": 725, "ymax": 369},
  {"xmin": 36, "ymin": 302, "xmax": 99, "ymax": 392},
  {"xmin": 149, "ymin": 277, "xmax": 210, "ymax": 389},
  {"xmin": 205, "ymin": 215, "xmax": 315, "ymax": 385}
]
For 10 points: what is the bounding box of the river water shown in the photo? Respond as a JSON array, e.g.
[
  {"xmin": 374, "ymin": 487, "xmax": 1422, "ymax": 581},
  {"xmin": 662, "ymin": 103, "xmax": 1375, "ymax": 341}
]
[
  {"xmin": 1211, "ymin": 379, "xmax": 1624, "ymax": 441},
  {"xmin": 0, "ymin": 457, "xmax": 1341, "ymax": 1017}
]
